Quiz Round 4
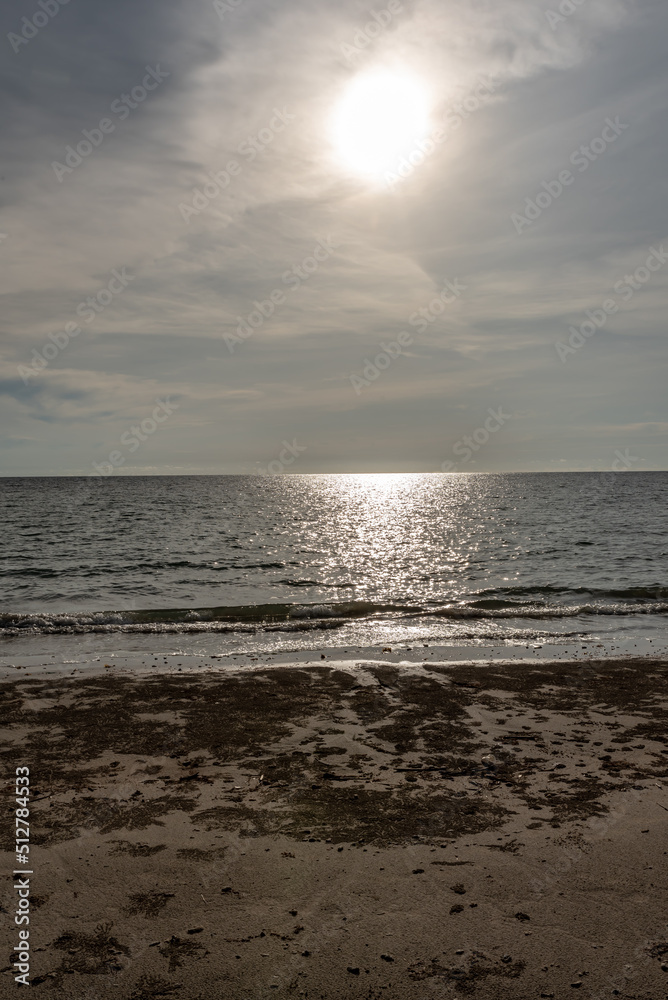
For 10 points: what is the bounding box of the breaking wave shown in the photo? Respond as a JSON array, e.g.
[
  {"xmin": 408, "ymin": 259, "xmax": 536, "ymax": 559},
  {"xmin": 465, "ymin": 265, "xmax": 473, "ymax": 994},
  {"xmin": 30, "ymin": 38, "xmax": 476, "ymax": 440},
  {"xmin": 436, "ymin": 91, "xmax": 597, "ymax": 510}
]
[{"xmin": 1, "ymin": 590, "xmax": 666, "ymax": 638}]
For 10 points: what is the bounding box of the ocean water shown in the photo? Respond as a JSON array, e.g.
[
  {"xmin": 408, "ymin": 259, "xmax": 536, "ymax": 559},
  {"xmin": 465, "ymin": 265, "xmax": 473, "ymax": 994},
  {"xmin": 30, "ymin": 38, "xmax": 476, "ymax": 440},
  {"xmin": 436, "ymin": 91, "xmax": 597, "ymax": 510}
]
[{"xmin": 1, "ymin": 473, "xmax": 666, "ymax": 662}]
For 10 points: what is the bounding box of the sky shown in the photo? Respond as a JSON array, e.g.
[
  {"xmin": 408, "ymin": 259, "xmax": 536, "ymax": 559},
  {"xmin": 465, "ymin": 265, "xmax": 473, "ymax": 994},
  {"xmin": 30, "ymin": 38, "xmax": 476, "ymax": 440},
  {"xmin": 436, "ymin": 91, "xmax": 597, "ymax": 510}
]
[{"xmin": 1, "ymin": 0, "xmax": 666, "ymax": 476}]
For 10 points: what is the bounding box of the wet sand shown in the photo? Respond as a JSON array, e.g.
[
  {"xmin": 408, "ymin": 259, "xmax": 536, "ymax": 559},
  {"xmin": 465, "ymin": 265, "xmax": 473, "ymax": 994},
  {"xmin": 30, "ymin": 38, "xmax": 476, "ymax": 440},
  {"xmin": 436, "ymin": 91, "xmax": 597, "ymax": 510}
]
[{"xmin": 2, "ymin": 656, "xmax": 668, "ymax": 998}]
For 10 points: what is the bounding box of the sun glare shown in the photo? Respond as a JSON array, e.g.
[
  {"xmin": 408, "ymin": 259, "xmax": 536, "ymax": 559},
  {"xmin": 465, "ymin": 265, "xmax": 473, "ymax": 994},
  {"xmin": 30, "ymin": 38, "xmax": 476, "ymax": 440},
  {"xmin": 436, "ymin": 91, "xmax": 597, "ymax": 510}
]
[{"xmin": 331, "ymin": 69, "xmax": 431, "ymax": 181}]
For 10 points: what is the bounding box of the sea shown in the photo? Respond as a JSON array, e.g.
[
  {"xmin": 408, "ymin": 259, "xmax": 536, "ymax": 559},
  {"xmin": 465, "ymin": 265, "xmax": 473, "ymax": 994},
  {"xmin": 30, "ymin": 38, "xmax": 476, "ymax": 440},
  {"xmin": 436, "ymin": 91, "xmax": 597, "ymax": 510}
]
[{"xmin": 1, "ymin": 473, "xmax": 667, "ymax": 668}]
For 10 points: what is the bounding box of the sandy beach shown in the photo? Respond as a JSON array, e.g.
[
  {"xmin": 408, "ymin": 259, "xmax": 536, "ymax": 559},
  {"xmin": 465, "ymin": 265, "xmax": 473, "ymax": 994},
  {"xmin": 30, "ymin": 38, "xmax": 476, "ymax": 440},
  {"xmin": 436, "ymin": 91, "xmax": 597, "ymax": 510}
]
[
  {"xmin": 4, "ymin": 0, "xmax": 668, "ymax": 989},
  {"xmin": 2, "ymin": 654, "xmax": 668, "ymax": 999}
]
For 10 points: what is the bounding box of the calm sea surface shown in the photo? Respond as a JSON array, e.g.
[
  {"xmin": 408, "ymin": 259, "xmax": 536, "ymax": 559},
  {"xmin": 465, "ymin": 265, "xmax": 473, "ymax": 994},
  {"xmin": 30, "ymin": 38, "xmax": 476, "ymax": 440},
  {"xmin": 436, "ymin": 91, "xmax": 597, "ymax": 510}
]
[{"xmin": 1, "ymin": 473, "xmax": 666, "ymax": 660}]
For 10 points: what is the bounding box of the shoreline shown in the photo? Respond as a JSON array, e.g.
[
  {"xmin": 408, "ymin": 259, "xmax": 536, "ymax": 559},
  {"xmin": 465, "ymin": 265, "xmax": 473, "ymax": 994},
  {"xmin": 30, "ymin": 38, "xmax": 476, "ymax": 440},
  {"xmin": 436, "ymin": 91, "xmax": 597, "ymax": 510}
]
[
  {"xmin": 2, "ymin": 655, "xmax": 668, "ymax": 997},
  {"xmin": 1, "ymin": 635, "xmax": 666, "ymax": 681}
]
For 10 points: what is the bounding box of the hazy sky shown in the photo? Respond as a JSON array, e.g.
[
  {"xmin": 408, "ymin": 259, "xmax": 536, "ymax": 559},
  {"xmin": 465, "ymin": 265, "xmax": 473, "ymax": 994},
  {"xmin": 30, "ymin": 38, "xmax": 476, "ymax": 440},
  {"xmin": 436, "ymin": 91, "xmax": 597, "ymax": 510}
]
[{"xmin": 1, "ymin": 0, "xmax": 666, "ymax": 475}]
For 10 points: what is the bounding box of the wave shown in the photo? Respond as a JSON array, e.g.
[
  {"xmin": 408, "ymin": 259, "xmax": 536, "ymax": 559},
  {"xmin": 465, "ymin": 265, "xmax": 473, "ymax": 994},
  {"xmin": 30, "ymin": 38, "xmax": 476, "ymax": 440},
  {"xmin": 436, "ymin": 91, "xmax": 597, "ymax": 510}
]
[
  {"xmin": 481, "ymin": 585, "xmax": 667, "ymax": 600},
  {"xmin": 0, "ymin": 559, "xmax": 291, "ymax": 577},
  {"xmin": 1, "ymin": 593, "xmax": 666, "ymax": 637}
]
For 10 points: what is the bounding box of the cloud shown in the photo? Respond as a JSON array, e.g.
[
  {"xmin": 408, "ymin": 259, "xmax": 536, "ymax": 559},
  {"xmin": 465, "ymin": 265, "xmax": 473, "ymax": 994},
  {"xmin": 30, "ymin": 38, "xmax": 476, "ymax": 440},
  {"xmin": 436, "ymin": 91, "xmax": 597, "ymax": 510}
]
[{"xmin": 1, "ymin": 0, "xmax": 666, "ymax": 473}]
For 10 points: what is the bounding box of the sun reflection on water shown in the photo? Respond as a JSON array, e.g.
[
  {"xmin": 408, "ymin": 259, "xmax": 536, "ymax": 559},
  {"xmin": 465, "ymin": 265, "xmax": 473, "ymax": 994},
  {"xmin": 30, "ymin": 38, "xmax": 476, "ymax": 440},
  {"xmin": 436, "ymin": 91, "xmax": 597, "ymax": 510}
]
[{"xmin": 291, "ymin": 473, "xmax": 468, "ymax": 604}]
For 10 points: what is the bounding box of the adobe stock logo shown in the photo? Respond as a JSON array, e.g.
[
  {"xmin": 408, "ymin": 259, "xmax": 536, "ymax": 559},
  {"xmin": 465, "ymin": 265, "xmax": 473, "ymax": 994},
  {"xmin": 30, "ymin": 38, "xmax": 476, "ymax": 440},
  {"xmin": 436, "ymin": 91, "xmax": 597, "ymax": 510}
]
[
  {"xmin": 224, "ymin": 235, "xmax": 340, "ymax": 353},
  {"xmin": 257, "ymin": 440, "xmax": 307, "ymax": 476},
  {"xmin": 349, "ymin": 333, "xmax": 414, "ymax": 395},
  {"xmin": 92, "ymin": 398, "xmax": 179, "ymax": 476},
  {"xmin": 555, "ymin": 245, "xmax": 668, "ymax": 362},
  {"xmin": 8, "ymin": 0, "xmax": 71, "ymax": 55},
  {"xmin": 385, "ymin": 79, "xmax": 499, "ymax": 189},
  {"xmin": 545, "ymin": 0, "xmax": 589, "ymax": 30},
  {"xmin": 18, "ymin": 267, "xmax": 134, "ymax": 383},
  {"xmin": 348, "ymin": 278, "xmax": 467, "ymax": 395},
  {"xmin": 512, "ymin": 118, "xmax": 629, "ymax": 235},
  {"xmin": 213, "ymin": 0, "xmax": 244, "ymax": 19},
  {"xmin": 440, "ymin": 408, "xmax": 512, "ymax": 471},
  {"xmin": 340, "ymin": 2, "xmax": 404, "ymax": 63},
  {"xmin": 178, "ymin": 108, "xmax": 295, "ymax": 224},
  {"xmin": 51, "ymin": 67, "xmax": 169, "ymax": 182}
]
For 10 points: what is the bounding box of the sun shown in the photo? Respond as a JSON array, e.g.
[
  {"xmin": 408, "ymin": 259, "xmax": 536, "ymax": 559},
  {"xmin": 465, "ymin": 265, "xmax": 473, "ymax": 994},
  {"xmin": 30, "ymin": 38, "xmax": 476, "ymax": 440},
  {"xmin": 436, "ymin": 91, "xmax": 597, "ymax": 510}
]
[{"xmin": 331, "ymin": 69, "xmax": 432, "ymax": 182}]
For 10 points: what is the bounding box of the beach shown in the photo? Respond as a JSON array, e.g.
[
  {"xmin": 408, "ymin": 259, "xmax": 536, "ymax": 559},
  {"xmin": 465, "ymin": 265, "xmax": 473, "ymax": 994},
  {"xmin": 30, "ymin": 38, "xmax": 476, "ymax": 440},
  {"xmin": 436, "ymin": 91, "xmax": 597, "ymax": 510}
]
[
  {"xmin": 3, "ymin": 653, "xmax": 668, "ymax": 998},
  {"xmin": 4, "ymin": 0, "xmax": 668, "ymax": 987}
]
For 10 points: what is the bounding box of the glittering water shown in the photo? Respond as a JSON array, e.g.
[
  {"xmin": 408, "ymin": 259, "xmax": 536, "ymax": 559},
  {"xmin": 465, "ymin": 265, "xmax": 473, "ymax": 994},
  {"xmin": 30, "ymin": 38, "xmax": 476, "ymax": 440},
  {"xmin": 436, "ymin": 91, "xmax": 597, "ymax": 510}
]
[{"xmin": 1, "ymin": 473, "xmax": 666, "ymax": 658}]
